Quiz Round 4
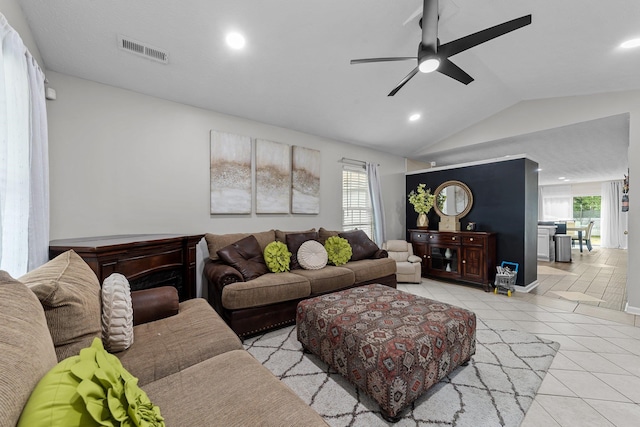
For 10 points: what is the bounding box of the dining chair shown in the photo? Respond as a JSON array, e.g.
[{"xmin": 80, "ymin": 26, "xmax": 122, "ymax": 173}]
[{"xmin": 571, "ymin": 220, "xmax": 595, "ymax": 251}]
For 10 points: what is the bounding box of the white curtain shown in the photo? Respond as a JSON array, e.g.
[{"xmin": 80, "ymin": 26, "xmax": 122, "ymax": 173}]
[
  {"xmin": 366, "ymin": 162, "xmax": 386, "ymax": 245},
  {"xmin": 601, "ymin": 180, "xmax": 628, "ymax": 249},
  {"xmin": 0, "ymin": 13, "xmax": 49, "ymax": 277},
  {"xmin": 539, "ymin": 185, "xmax": 572, "ymax": 221}
]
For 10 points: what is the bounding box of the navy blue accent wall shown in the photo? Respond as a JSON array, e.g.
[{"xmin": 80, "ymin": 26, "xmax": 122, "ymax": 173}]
[{"xmin": 406, "ymin": 158, "xmax": 539, "ymax": 286}]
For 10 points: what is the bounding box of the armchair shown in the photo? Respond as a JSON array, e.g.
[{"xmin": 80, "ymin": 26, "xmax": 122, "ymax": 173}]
[{"xmin": 382, "ymin": 240, "xmax": 422, "ymax": 283}]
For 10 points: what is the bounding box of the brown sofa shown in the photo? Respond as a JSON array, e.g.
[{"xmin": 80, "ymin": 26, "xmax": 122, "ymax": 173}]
[
  {"xmin": 204, "ymin": 228, "xmax": 397, "ymax": 338},
  {"xmin": 0, "ymin": 251, "xmax": 328, "ymax": 426}
]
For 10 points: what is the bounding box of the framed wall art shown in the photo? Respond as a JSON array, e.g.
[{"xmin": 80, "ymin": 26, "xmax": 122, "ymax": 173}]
[
  {"xmin": 291, "ymin": 146, "xmax": 320, "ymax": 214},
  {"xmin": 255, "ymin": 139, "xmax": 291, "ymax": 214},
  {"xmin": 210, "ymin": 131, "xmax": 252, "ymax": 214}
]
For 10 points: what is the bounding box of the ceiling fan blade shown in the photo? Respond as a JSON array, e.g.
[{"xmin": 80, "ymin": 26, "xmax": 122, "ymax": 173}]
[
  {"xmin": 350, "ymin": 57, "xmax": 416, "ymax": 65},
  {"xmin": 437, "ymin": 58, "xmax": 474, "ymax": 84},
  {"xmin": 439, "ymin": 14, "xmax": 532, "ymax": 57},
  {"xmin": 388, "ymin": 67, "xmax": 420, "ymax": 96}
]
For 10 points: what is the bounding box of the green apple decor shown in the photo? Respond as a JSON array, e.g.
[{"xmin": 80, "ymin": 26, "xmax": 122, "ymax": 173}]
[
  {"xmin": 324, "ymin": 236, "xmax": 352, "ymax": 266},
  {"xmin": 264, "ymin": 241, "xmax": 292, "ymax": 273}
]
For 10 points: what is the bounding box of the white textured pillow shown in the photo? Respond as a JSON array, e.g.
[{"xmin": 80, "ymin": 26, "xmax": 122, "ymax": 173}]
[
  {"xmin": 297, "ymin": 240, "xmax": 328, "ymax": 270},
  {"xmin": 101, "ymin": 273, "xmax": 134, "ymax": 352}
]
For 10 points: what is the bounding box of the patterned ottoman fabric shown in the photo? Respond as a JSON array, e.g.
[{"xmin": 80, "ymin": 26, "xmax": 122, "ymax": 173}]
[{"xmin": 296, "ymin": 284, "xmax": 476, "ymax": 420}]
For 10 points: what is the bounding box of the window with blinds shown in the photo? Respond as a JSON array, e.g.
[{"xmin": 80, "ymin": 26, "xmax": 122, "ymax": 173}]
[{"xmin": 342, "ymin": 168, "xmax": 373, "ymax": 238}]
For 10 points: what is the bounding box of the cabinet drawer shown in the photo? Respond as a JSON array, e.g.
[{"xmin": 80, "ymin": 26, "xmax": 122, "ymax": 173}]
[
  {"xmin": 410, "ymin": 231, "xmax": 428, "ymax": 242},
  {"xmin": 462, "ymin": 235, "xmax": 483, "ymax": 246},
  {"xmin": 427, "ymin": 233, "xmax": 461, "ymax": 245}
]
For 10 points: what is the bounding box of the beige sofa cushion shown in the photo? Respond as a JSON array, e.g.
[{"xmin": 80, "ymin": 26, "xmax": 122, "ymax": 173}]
[
  {"xmin": 20, "ymin": 250, "xmax": 102, "ymax": 361},
  {"xmin": 342, "ymin": 258, "xmax": 397, "ymax": 283},
  {"xmin": 206, "ymin": 230, "xmax": 276, "ymax": 261},
  {"xmin": 144, "ymin": 350, "xmax": 328, "ymax": 427},
  {"xmin": 292, "ymin": 266, "xmax": 355, "ymax": 295},
  {"xmin": 115, "ymin": 298, "xmax": 243, "ymax": 386},
  {"xmin": 0, "ymin": 271, "xmax": 58, "ymax": 427},
  {"xmin": 221, "ymin": 272, "xmax": 311, "ymax": 310}
]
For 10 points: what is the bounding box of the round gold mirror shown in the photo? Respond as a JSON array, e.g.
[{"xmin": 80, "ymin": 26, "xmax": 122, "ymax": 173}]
[{"xmin": 433, "ymin": 180, "xmax": 473, "ymax": 231}]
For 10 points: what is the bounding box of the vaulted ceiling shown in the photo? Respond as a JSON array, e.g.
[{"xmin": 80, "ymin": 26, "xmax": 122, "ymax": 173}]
[{"xmin": 17, "ymin": 0, "xmax": 639, "ymax": 179}]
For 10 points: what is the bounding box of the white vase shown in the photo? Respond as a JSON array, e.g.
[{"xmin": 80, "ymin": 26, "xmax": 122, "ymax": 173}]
[
  {"xmin": 445, "ymin": 248, "xmax": 452, "ymax": 259},
  {"xmin": 446, "ymin": 263, "xmax": 452, "ymax": 272}
]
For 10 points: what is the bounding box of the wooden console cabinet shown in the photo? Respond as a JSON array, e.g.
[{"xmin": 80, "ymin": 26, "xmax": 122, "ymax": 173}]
[
  {"xmin": 49, "ymin": 234, "xmax": 204, "ymax": 301},
  {"xmin": 409, "ymin": 229, "xmax": 496, "ymax": 291}
]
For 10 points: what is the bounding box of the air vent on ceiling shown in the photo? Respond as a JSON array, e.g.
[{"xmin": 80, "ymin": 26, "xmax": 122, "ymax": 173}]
[{"xmin": 117, "ymin": 35, "xmax": 169, "ymax": 64}]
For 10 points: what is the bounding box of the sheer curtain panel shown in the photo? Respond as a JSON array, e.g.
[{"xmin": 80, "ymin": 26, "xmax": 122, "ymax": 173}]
[
  {"xmin": 601, "ymin": 180, "xmax": 628, "ymax": 249},
  {"xmin": 366, "ymin": 162, "xmax": 386, "ymax": 245},
  {"xmin": 539, "ymin": 185, "xmax": 572, "ymax": 221},
  {"xmin": 0, "ymin": 14, "xmax": 49, "ymax": 277}
]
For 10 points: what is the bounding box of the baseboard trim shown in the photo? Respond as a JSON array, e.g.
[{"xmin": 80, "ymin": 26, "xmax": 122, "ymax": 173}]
[
  {"xmin": 625, "ymin": 302, "xmax": 640, "ymax": 315},
  {"xmin": 515, "ymin": 280, "xmax": 539, "ymax": 293}
]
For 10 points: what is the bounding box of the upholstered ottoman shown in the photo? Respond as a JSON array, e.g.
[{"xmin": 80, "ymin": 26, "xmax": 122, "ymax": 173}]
[{"xmin": 296, "ymin": 284, "xmax": 476, "ymax": 422}]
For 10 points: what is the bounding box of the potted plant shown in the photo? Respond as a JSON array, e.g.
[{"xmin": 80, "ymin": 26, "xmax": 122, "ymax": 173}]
[{"xmin": 408, "ymin": 183, "xmax": 435, "ymax": 228}]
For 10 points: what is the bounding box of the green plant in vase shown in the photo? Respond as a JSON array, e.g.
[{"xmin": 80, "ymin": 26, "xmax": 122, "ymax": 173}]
[{"xmin": 408, "ymin": 183, "xmax": 435, "ymax": 228}]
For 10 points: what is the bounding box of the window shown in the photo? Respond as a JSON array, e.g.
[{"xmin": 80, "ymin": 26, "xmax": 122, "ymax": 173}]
[
  {"xmin": 342, "ymin": 168, "xmax": 373, "ymax": 238},
  {"xmin": 573, "ymin": 196, "xmax": 601, "ymax": 242}
]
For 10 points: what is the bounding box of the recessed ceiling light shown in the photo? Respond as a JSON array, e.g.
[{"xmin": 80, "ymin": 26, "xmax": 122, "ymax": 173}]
[
  {"xmin": 409, "ymin": 113, "xmax": 421, "ymax": 121},
  {"xmin": 621, "ymin": 38, "xmax": 640, "ymax": 49},
  {"xmin": 226, "ymin": 32, "xmax": 246, "ymax": 50},
  {"xmin": 564, "ymin": 179, "xmax": 571, "ymax": 182},
  {"xmin": 535, "ymin": 168, "xmax": 542, "ymax": 172},
  {"xmin": 558, "ymin": 176, "xmax": 566, "ymax": 180}
]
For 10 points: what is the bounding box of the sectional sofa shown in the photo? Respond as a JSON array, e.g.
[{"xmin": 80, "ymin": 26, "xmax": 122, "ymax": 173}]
[
  {"xmin": 0, "ymin": 250, "xmax": 328, "ymax": 426},
  {"xmin": 204, "ymin": 228, "xmax": 397, "ymax": 338}
]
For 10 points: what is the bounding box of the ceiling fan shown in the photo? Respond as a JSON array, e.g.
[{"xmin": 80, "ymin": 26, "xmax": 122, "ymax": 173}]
[{"xmin": 350, "ymin": 0, "xmax": 532, "ymax": 96}]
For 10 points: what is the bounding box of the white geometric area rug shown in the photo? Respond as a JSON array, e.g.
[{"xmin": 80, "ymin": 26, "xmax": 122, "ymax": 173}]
[{"xmin": 244, "ymin": 320, "xmax": 559, "ymax": 427}]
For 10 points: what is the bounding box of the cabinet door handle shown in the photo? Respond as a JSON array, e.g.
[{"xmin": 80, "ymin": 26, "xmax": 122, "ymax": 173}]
[
  {"xmin": 462, "ymin": 260, "xmax": 466, "ymax": 264},
  {"xmin": 427, "ymin": 255, "xmax": 430, "ymax": 259},
  {"xmin": 452, "ymin": 237, "xmax": 456, "ymax": 241},
  {"xmin": 417, "ymin": 234, "xmax": 422, "ymax": 238},
  {"xmin": 470, "ymin": 238, "xmax": 474, "ymax": 242},
  {"xmin": 429, "ymin": 235, "xmax": 433, "ymax": 239}
]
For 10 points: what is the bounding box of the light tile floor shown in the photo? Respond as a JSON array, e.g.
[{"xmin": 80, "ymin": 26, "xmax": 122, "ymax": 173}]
[
  {"xmin": 535, "ymin": 246, "xmax": 628, "ymax": 312},
  {"xmin": 398, "ymin": 279, "xmax": 640, "ymax": 427}
]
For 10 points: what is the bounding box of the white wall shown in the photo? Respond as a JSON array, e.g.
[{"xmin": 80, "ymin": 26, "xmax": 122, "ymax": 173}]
[
  {"xmin": 45, "ymin": 71, "xmax": 407, "ymax": 241},
  {"xmin": 0, "ymin": 0, "xmax": 43, "ymax": 65},
  {"xmin": 423, "ymin": 90, "xmax": 640, "ymax": 314}
]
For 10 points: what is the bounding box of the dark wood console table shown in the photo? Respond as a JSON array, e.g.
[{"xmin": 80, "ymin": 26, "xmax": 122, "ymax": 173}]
[
  {"xmin": 409, "ymin": 229, "xmax": 496, "ymax": 291},
  {"xmin": 49, "ymin": 234, "xmax": 204, "ymax": 301}
]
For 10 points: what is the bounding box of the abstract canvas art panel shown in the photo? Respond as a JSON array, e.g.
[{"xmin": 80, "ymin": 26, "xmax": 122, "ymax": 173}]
[
  {"xmin": 256, "ymin": 139, "xmax": 291, "ymax": 214},
  {"xmin": 292, "ymin": 146, "xmax": 320, "ymax": 214},
  {"xmin": 210, "ymin": 131, "xmax": 252, "ymax": 214}
]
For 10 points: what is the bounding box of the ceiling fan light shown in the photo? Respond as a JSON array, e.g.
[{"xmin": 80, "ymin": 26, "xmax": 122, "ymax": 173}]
[{"xmin": 418, "ymin": 57, "xmax": 440, "ymax": 73}]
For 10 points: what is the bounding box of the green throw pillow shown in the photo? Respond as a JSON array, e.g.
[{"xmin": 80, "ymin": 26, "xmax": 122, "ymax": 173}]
[
  {"xmin": 325, "ymin": 236, "xmax": 352, "ymax": 266},
  {"xmin": 18, "ymin": 338, "xmax": 165, "ymax": 427},
  {"xmin": 264, "ymin": 241, "xmax": 292, "ymax": 273}
]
